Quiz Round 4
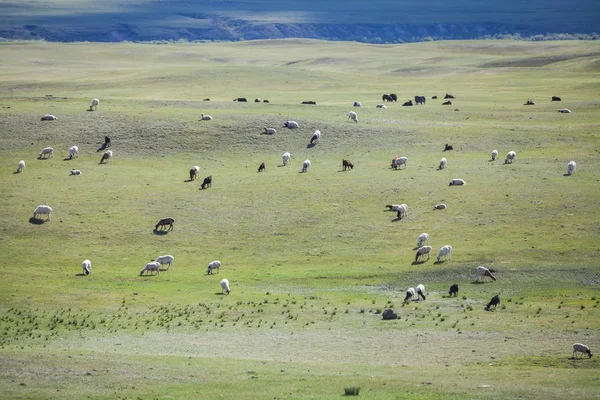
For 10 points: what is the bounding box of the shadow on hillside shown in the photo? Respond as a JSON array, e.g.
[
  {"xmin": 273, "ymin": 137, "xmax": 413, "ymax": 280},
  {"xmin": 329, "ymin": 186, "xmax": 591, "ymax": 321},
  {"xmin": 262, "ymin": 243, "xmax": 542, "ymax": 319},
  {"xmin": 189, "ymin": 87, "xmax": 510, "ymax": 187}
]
[
  {"xmin": 13, "ymin": 171, "xmax": 21, "ymax": 174},
  {"xmin": 28, "ymin": 217, "xmax": 46, "ymax": 225},
  {"xmin": 433, "ymin": 260, "xmax": 446, "ymax": 265},
  {"xmin": 215, "ymin": 292, "xmax": 227, "ymax": 296},
  {"xmin": 75, "ymin": 273, "xmax": 87, "ymax": 277},
  {"xmin": 152, "ymin": 229, "xmax": 169, "ymax": 236},
  {"xmin": 391, "ymin": 217, "xmax": 403, "ymax": 222},
  {"xmin": 563, "ymin": 173, "xmax": 572, "ymax": 177},
  {"xmin": 63, "ymin": 157, "xmax": 73, "ymax": 161},
  {"xmin": 184, "ymin": 179, "xmax": 194, "ymax": 182},
  {"xmin": 411, "ymin": 260, "xmax": 427, "ymax": 265},
  {"xmin": 306, "ymin": 143, "xmax": 316, "ymax": 149},
  {"xmin": 97, "ymin": 144, "xmax": 110, "ymax": 152}
]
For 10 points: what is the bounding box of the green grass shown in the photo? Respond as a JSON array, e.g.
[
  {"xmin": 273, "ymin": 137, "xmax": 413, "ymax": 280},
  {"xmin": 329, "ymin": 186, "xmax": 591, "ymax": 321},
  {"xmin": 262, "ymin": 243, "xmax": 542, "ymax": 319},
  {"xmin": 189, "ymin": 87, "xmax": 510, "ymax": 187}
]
[{"xmin": 0, "ymin": 40, "xmax": 599, "ymax": 399}]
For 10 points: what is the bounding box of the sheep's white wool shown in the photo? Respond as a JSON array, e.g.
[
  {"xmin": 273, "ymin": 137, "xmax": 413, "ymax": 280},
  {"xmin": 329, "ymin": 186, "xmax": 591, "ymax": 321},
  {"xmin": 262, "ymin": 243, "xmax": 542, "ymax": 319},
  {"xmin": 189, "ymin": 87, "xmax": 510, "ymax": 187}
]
[
  {"xmin": 436, "ymin": 245, "xmax": 452, "ymax": 262},
  {"xmin": 156, "ymin": 255, "xmax": 174, "ymax": 270},
  {"xmin": 207, "ymin": 260, "xmax": 221, "ymax": 274},
  {"xmin": 140, "ymin": 261, "xmax": 160, "ymax": 276},
  {"xmin": 220, "ymin": 278, "xmax": 231, "ymax": 294},
  {"xmin": 33, "ymin": 205, "xmax": 52, "ymax": 220}
]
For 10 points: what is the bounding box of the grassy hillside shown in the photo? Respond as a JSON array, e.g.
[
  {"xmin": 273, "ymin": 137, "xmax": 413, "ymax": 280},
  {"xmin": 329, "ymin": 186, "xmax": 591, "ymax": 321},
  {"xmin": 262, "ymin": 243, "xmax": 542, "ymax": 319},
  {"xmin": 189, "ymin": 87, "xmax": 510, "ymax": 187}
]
[{"xmin": 0, "ymin": 40, "xmax": 599, "ymax": 399}]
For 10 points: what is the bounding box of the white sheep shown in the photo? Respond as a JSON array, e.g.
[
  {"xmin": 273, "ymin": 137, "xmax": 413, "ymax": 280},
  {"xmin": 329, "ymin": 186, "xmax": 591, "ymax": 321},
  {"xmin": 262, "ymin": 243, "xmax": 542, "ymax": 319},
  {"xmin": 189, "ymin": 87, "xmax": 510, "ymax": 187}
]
[
  {"xmin": 504, "ymin": 151, "xmax": 516, "ymax": 164},
  {"xmin": 283, "ymin": 121, "xmax": 299, "ymax": 129},
  {"xmin": 396, "ymin": 204, "xmax": 408, "ymax": 219},
  {"xmin": 89, "ymin": 98, "xmax": 99, "ymax": 111},
  {"xmin": 207, "ymin": 260, "xmax": 221, "ymax": 274},
  {"xmin": 17, "ymin": 160, "xmax": 25, "ymax": 173},
  {"xmin": 41, "ymin": 114, "xmax": 57, "ymax": 121},
  {"xmin": 416, "ymin": 284, "xmax": 426, "ymax": 300},
  {"xmin": 201, "ymin": 113, "xmax": 213, "ymax": 121},
  {"xmin": 301, "ymin": 159, "xmax": 311, "ymax": 173},
  {"xmin": 385, "ymin": 204, "xmax": 402, "ymax": 211},
  {"xmin": 558, "ymin": 108, "xmax": 572, "ymax": 113},
  {"xmin": 70, "ymin": 169, "xmax": 82, "ymax": 175},
  {"xmin": 436, "ymin": 245, "xmax": 452, "ymax": 262},
  {"xmin": 439, "ymin": 157, "xmax": 447, "ymax": 170},
  {"xmin": 156, "ymin": 255, "xmax": 174, "ymax": 271},
  {"xmin": 190, "ymin": 166, "xmax": 200, "ymax": 180},
  {"xmin": 33, "ymin": 205, "xmax": 52, "ymax": 220},
  {"xmin": 68, "ymin": 145, "xmax": 79, "ymax": 159},
  {"xmin": 433, "ymin": 203, "xmax": 447, "ymax": 210},
  {"xmin": 391, "ymin": 156, "xmax": 407, "ymax": 170},
  {"xmin": 39, "ymin": 147, "xmax": 54, "ymax": 159},
  {"xmin": 491, "ymin": 149, "xmax": 498, "ymax": 161},
  {"xmin": 220, "ymin": 278, "xmax": 231, "ymax": 294},
  {"xmin": 310, "ymin": 130, "xmax": 321, "ymax": 145},
  {"xmin": 264, "ymin": 128, "xmax": 277, "ymax": 135},
  {"xmin": 82, "ymin": 259, "xmax": 92, "ymax": 275},
  {"xmin": 476, "ymin": 266, "xmax": 496, "ymax": 281},
  {"xmin": 449, "ymin": 178, "xmax": 465, "ymax": 186},
  {"xmin": 415, "ymin": 246, "xmax": 432, "ymax": 262},
  {"xmin": 572, "ymin": 343, "xmax": 592, "ymax": 358},
  {"xmin": 100, "ymin": 150, "xmax": 113, "ymax": 164},
  {"xmin": 282, "ymin": 152, "xmax": 291, "ymax": 166},
  {"xmin": 417, "ymin": 233, "xmax": 429, "ymax": 248},
  {"xmin": 404, "ymin": 287, "xmax": 415, "ymax": 303},
  {"xmin": 567, "ymin": 161, "xmax": 576, "ymax": 175},
  {"xmin": 353, "ymin": 101, "xmax": 362, "ymax": 107},
  {"xmin": 140, "ymin": 261, "xmax": 161, "ymax": 276},
  {"xmin": 348, "ymin": 111, "xmax": 358, "ymax": 123}
]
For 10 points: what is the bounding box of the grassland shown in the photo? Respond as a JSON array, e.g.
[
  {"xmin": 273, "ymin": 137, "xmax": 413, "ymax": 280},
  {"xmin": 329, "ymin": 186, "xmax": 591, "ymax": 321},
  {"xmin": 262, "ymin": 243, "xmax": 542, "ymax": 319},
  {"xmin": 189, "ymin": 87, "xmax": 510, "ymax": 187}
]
[{"xmin": 0, "ymin": 39, "xmax": 599, "ymax": 399}]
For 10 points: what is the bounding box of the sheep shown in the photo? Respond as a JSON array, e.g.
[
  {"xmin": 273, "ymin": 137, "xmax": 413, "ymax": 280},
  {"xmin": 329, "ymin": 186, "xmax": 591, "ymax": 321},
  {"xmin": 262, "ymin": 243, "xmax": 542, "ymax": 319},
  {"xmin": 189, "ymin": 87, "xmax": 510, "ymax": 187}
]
[
  {"xmin": 201, "ymin": 113, "xmax": 213, "ymax": 121},
  {"xmin": 416, "ymin": 284, "xmax": 426, "ymax": 300},
  {"xmin": 301, "ymin": 159, "xmax": 311, "ymax": 173},
  {"xmin": 201, "ymin": 175, "xmax": 212, "ymax": 189},
  {"xmin": 385, "ymin": 204, "xmax": 402, "ymax": 211},
  {"xmin": 382, "ymin": 309, "xmax": 398, "ymax": 320},
  {"xmin": 504, "ymin": 151, "xmax": 516, "ymax": 164},
  {"xmin": 348, "ymin": 111, "xmax": 358, "ymax": 123},
  {"xmin": 310, "ymin": 130, "xmax": 321, "ymax": 145},
  {"xmin": 449, "ymin": 284, "xmax": 459, "ymax": 297},
  {"xmin": 156, "ymin": 255, "xmax": 174, "ymax": 271},
  {"xmin": 376, "ymin": 104, "xmax": 387, "ymax": 109},
  {"xmin": 258, "ymin": 162, "xmax": 266, "ymax": 172},
  {"xmin": 282, "ymin": 152, "xmax": 291, "ymax": 166},
  {"xmin": 391, "ymin": 156, "xmax": 407, "ymax": 169},
  {"xmin": 342, "ymin": 159, "xmax": 354, "ymax": 171},
  {"xmin": 89, "ymin": 98, "xmax": 99, "ymax": 111},
  {"xmin": 33, "ymin": 205, "xmax": 52, "ymax": 221},
  {"xmin": 396, "ymin": 204, "xmax": 408, "ymax": 219},
  {"xmin": 41, "ymin": 114, "xmax": 57, "ymax": 121},
  {"xmin": 573, "ymin": 343, "xmax": 593, "ymax": 359},
  {"xmin": 404, "ymin": 287, "xmax": 415, "ymax": 303},
  {"xmin": 524, "ymin": 100, "xmax": 535, "ymax": 105},
  {"xmin": 476, "ymin": 266, "xmax": 497, "ymax": 282},
  {"xmin": 82, "ymin": 259, "xmax": 92, "ymax": 275},
  {"xmin": 190, "ymin": 166, "xmax": 200, "ymax": 180},
  {"xmin": 444, "ymin": 144, "xmax": 453, "ymax": 151},
  {"xmin": 558, "ymin": 108, "xmax": 572, "ymax": 113},
  {"xmin": 68, "ymin": 145, "xmax": 79, "ymax": 159},
  {"xmin": 155, "ymin": 217, "xmax": 174, "ymax": 231},
  {"xmin": 353, "ymin": 101, "xmax": 362, "ymax": 107},
  {"xmin": 449, "ymin": 178, "xmax": 465, "ymax": 186},
  {"xmin": 17, "ymin": 160, "xmax": 25, "ymax": 173},
  {"xmin": 415, "ymin": 246, "xmax": 432, "ymax": 262},
  {"xmin": 485, "ymin": 295, "xmax": 500, "ymax": 311},
  {"xmin": 264, "ymin": 128, "xmax": 277, "ymax": 135},
  {"xmin": 39, "ymin": 147, "xmax": 54, "ymax": 159},
  {"xmin": 433, "ymin": 203, "xmax": 447, "ymax": 210},
  {"xmin": 100, "ymin": 150, "xmax": 113, "ymax": 164},
  {"xmin": 439, "ymin": 157, "xmax": 447, "ymax": 170},
  {"xmin": 70, "ymin": 169, "xmax": 82, "ymax": 175},
  {"xmin": 436, "ymin": 245, "xmax": 452, "ymax": 262},
  {"xmin": 567, "ymin": 161, "xmax": 576, "ymax": 175},
  {"xmin": 283, "ymin": 121, "xmax": 299, "ymax": 129},
  {"xmin": 207, "ymin": 260, "xmax": 221, "ymax": 274},
  {"xmin": 220, "ymin": 278, "xmax": 231, "ymax": 294},
  {"xmin": 491, "ymin": 149, "xmax": 498, "ymax": 161},
  {"xmin": 417, "ymin": 233, "xmax": 429, "ymax": 248},
  {"xmin": 140, "ymin": 261, "xmax": 160, "ymax": 276}
]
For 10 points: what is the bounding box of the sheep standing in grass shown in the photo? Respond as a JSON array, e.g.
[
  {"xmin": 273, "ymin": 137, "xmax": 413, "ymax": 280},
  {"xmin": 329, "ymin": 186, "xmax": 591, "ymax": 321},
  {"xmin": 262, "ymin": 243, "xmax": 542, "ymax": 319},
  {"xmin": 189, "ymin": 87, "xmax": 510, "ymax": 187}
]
[
  {"xmin": 89, "ymin": 98, "xmax": 99, "ymax": 111},
  {"xmin": 476, "ymin": 266, "xmax": 496, "ymax": 281},
  {"xmin": 404, "ymin": 287, "xmax": 415, "ymax": 303},
  {"xmin": 433, "ymin": 203, "xmax": 447, "ymax": 210},
  {"xmin": 39, "ymin": 147, "xmax": 54, "ymax": 159},
  {"xmin": 201, "ymin": 113, "xmax": 213, "ymax": 121},
  {"xmin": 190, "ymin": 166, "xmax": 200, "ymax": 180},
  {"xmin": 70, "ymin": 169, "xmax": 82, "ymax": 175},
  {"xmin": 207, "ymin": 260, "xmax": 221, "ymax": 274},
  {"xmin": 348, "ymin": 111, "xmax": 358, "ymax": 123},
  {"xmin": 436, "ymin": 245, "xmax": 452, "ymax": 262},
  {"xmin": 310, "ymin": 130, "xmax": 321, "ymax": 145},
  {"xmin": 41, "ymin": 114, "xmax": 57, "ymax": 121},
  {"xmin": 391, "ymin": 157, "xmax": 407, "ymax": 170},
  {"xmin": 220, "ymin": 278, "xmax": 231, "ymax": 294},
  {"xmin": 82, "ymin": 259, "xmax": 92, "ymax": 275},
  {"xmin": 558, "ymin": 108, "xmax": 572, "ymax": 113},
  {"xmin": 567, "ymin": 161, "xmax": 576, "ymax": 175},
  {"xmin": 449, "ymin": 284, "xmax": 459, "ymax": 297},
  {"xmin": 353, "ymin": 101, "xmax": 362, "ymax": 108},
  {"xmin": 156, "ymin": 255, "xmax": 174, "ymax": 271},
  {"xmin": 301, "ymin": 159, "xmax": 311, "ymax": 173},
  {"xmin": 100, "ymin": 150, "xmax": 113, "ymax": 164},
  {"xmin": 155, "ymin": 217, "xmax": 175, "ymax": 231},
  {"xmin": 485, "ymin": 295, "xmax": 500, "ymax": 311},
  {"xmin": 573, "ymin": 343, "xmax": 593, "ymax": 358},
  {"xmin": 282, "ymin": 152, "xmax": 291, "ymax": 166},
  {"xmin": 417, "ymin": 233, "xmax": 429, "ymax": 248},
  {"xmin": 283, "ymin": 121, "xmax": 299, "ymax": 129},
  {"xmin": 258, "ymin": 162, "xmax": 266, "ymax": 172},
  {"xmin": 33, "ymin": 205, "xmax": 52, "ymax": 220},
  {"xmin": 68, "ymin": 146, "xmax": 79, "ymax": 159},
  {"xmin": 449, "ymin": 178, "xmax": 465, "ymax": 186},
  {"xmin": 416, "ymin": 284, "xmax": 426, "ymax": 300},
  {"xmin": 396, "ymin": 204, "xmax": 408, "ymax": 219},
  {"xmin": 439, "ymin": 157, "xmax": 447, "ymax": 170},
  {"xmin": 140, "ymin": 261, "xmax": 160, "ymax": 276},
  {"xmin": 415, "ymin": 246, "xmax": 432, "ymax": 262},
  {"xmin": 491, "ymin": 150, "xmax": 498, "ymax": 161},
  {"xmin": 504, "ymin": 151, "xmax": 516, "ymax": 164},
  {"xmin": 264, "ymin": 128, "xmax": 277, "ymax": 135},
  {"xmin": 17, "ymin": 160, "xmax": 25, "ymax": 173}
]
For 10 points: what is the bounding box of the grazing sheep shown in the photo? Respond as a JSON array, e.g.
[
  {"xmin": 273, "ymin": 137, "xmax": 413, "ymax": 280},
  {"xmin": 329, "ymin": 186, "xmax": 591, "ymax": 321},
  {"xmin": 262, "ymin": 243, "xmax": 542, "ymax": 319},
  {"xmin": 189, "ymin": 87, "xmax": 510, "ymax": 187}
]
[
  {"xmin": 201, "ymin": 175, "xmax": 212, "ymax": 189},
  {"xmin": 310, "ymin": 130, "xmax": 321, "ymax": 145},
  {"xmin": 402, "ymin": 100, "xmax": 413, "ymax": 106},
  {"xmin": 342, "ymin": 159, "xmax": 354, "ymax": 171},
  {"xmin": 353, "ymin": 101, "xmax": 362, "ymax": 107},
  {"xmin": 552, "ymin": 96, "xmax": 562, "ymax": 101},
  {"xmin": 301, "ymin": 159, "xmax": 311, "ymax": 173},
  {"xmin": 348, "ymin": 111, "xmax": 358, "ymax": 123},
  {"xmin": 100, "ymin": 150, "xmax": 113, "ymax": 164},
  {"xmin": 33, "ymin": 205, "xmax": 52, "ymax": 220},
  {"xmin": 41, "ymin": 114, "xmax": 57, "ymax": 121},
  {"xmin": 439, "ymin": 157, "xmax": 447, "ymax": 170},
  {"xmin": 282, "ymin": 152, "xmax": 291, "ymax": 166},
  {"xmin": 491, "ymin": 149, "xmax": 498, "ymax": 161},
  {"xmin": 415, "ymin": 246, "xmax": 432, "ymax": 262},
  {"xmin": 233, "ymin": 98, "xmax": 247, "ymax": 102},
  {"xmin": 155, "ymin": 217, "xmax": 174, "ymax": 231},
  {"xmin": 258, "ymin": 162, "xmax": 266, "ymax": 172},
  {"xmin": 476, "ymin": 266, "xmax": 496, "ymax": 281},
  {"xmin": 104, "ymin": 136, "xmax": 111, "ymax": 148},
  {"xmin": 391, "ymin": 156, "xmax": 407, "ymax": 170},
  {"xmin": 68, "ymin": 145, "xmax": 79, "ymax": 159},
  {"xmin": 449, "ymin": 178, "xmax": 465, "ymax": 186},
  {"xmin": 140, "ymin": 261, "xmax": 160, "ymax": 276},
  {"xmin": 417, "ymin": 233, "xmax": 429, "ymax": 248},
  {"xmin": 264, "ymin": 128, "xmax": 277, "ymax": 135},
  {"xmin": 416, "ymin": 284, "xmax": 426, "ymax": 300},
  {"xmin": 220, "ymin": 278, "xmax": 231, "ymax": 294},
  {"xmin": 17, "ymin": 160, "xmax": 25, "ymax": 173},
  {"xmin": 567, "ymin": 161, "xmax": 576, "ymax": 175},
  {"xmin": 382, "ymin": 309, "xmax": 398, "ymax": 320},
  {"xmin": 444, "ymin": 144, "xmax": 453, "ymax": 151},
  {"xmin": 301, "ymin": 101, "xmax": 316, "ymax": 105},
  {"xmin": 404, "ymin": 287, "xmax": 416, "ymax": 303},
  {"xmin": 89, "ymin": 98, "xmax": 99, "ymax": 111},
  {"xmin": 207, "ymin": 260, "xmax": 221, "ymax": 274},
  {"xmin": 449, "ymin": 284, "xmax": 459, "ymax": 297},
  {"xmin": 442, "ymin": 100, "xmax": 452, "ymax": 105},
  {"xmin": 485, "ymin": 295, "xmax": 500, "ymax": 311},
  {"xmin": 376, "ymin": 104, "xmax": 387, "ymax": 109},
  {"xmin": 82, "ymin": 259, "xmax": 92, "ymax": 275},
  {"xmin": 396, "ymin": 204, "xmax": 408, "ymax": 219},
  {"xmin": 70, "ymin": 169, "xmax": 82, "ymax": 175},
  {"xmin": 433, "ymin": 203, "xmax": 447, "ymax": 210},
  {"xmin": 254, "ymin": 98, "xmax": 261, "ymax": 103},
  {"xmin": 436, "ymin": 245, "xmax": 452, "ymax": 262},
  {"xmin": 558, "ymin": 108, "xmax": 572, "ymax": 113},
  {"xmin": 524, "ymin": 100, "xmax": 535, "ymax": 105},
  {"xmin": 190, "ymin": 166, "xmax": 200, "ymax": 180},
  {"xmin": 201, "ymin": 113, "xmax": 213, "ymax": 121},
  {"xmin": 444, "ymin": 94, "xmax": 455, "ymax": 99},
  {"xmin": 573, "ymin": 343, "xmax": 593, "ymax": 359},
  {"xmin": 385, "ymin": 204, "xmax": 402, "ymax": 211},
  {"xmin": 504, "ymin": 151, "xmax": 516, "ymax": 164},
  {"xmin": 39, "ymin": 147, "xmax": 54, "ymax": 159},
  {"xmin": 156, "ymin": 255, "xmax": 174, "ymax": 271},
  {"xmin": 283, "ymin": 121, "xmax": 299, "ymax": 129}
]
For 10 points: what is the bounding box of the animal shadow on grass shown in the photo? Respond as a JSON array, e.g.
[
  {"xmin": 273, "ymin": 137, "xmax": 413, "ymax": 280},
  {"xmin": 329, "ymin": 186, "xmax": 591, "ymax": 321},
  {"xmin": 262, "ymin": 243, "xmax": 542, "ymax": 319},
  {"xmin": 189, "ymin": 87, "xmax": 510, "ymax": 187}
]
[
  {"xmin": 392, "ymin": 217, "xmax": 403, "ymax": 222},
  {"xmin": 306, "ymin": 143, "xmax": 316, "ymax": 149},
  {"xmin": 29, "ymin": 217, "xmax": 45, "ymax": 225},
  {"xmin": 96, "ymin": 144, "xmax": 109, "ymax": 152},
  {"xmin": 277, "ymin": 164, "xmax": 286, "ymax": 167},
  {"xmin": 13, "ymin": 171, "xmax": 21, "ymax": 174},
  {"xmin": 152, "ymin": 229, "xmax": 169, "ymax": 236},
  {"xmin": 433, "ymin": 260, "xmax": 446, "ymax": 265},
  {"xmin": 563, "ymin": 174, "xmax": 572, "ymax": 177},
  {"xmin": 412, "ymin": 246, "xmax": 421, "ymax": 251},
  {"xmin": 411, "ymin": 260, "xmax": 427, "ymax": 266},
  {"xmin": 63, "ymin": 157, "xmax": 73, "ymax": 161},
  {"xmin": 471, "ymin": 280, "xmax": 486, "ymax": 284},
  {"xmin": 37, "ymin": 157, "xmax": 49, "ymax": 161},
  {"xmin": 215, "ymin": 292, "xmax": 226, "ymax": 296},
  {"xmin": 75, "ymin": 273, "xmax": 87, "ymax": 277},
  {"xmin": 184, "ymin": 179, "xmax": 194, "ymax": 183}
]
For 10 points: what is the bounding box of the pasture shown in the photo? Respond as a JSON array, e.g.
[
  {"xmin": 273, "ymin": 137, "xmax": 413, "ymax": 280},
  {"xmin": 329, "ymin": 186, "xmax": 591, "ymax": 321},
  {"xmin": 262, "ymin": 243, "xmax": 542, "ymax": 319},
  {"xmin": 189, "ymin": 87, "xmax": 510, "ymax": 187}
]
[{"xmin": 0, "ymin": 39, "xmax": 599, "ymax": 399}]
